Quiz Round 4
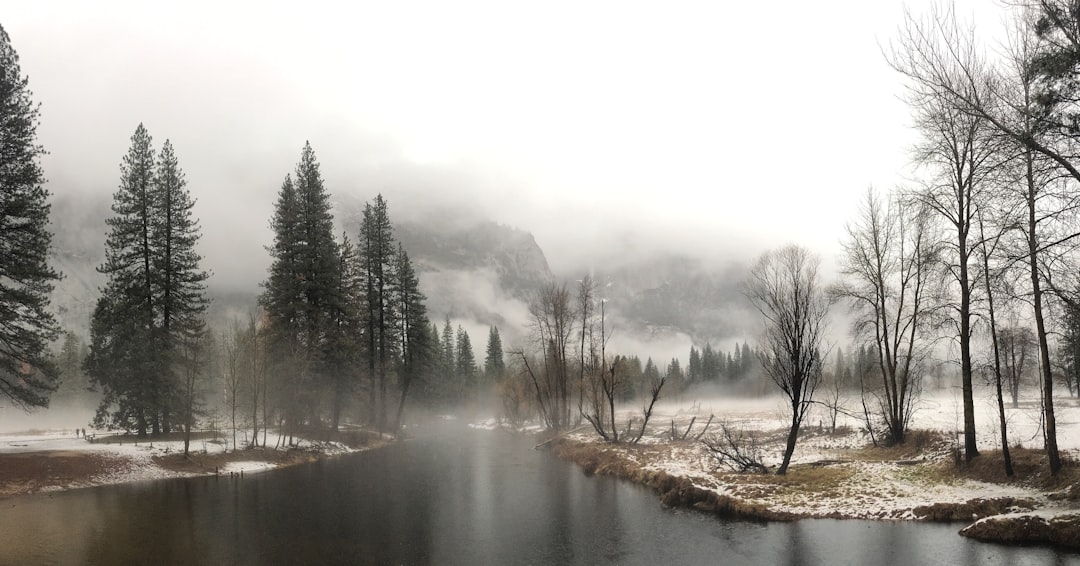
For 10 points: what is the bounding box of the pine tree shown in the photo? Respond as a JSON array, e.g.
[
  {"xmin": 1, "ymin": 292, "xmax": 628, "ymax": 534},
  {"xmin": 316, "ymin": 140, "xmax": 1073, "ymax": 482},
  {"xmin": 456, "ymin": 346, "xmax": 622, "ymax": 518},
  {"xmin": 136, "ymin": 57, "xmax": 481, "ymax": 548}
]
[
  {"xmin": 260, "ymin": 175, "xmax": 301, "ymax": 355},
  {"xmin": 86, "ymin": 127, "xmax": 208, "ymax": 436},
  {"xmin": 86, "ymin": 125, "xmax": 158, "ymax": 436},
  {"xmin": 0, "ymin": 24, "xmax": 60, "ymax": 408},
  {"xmin": 55, "ymin": 331, "xmax": 88, "ymax": 402},
  {"xmin": 326, "ymin": 233, "xmax": 364, "ymax": 430},
  {"xmin": 667, "ymin": 358, "xmax": 683, "ymax": 381},
  {"xmin": 741, "ymin": 343, "xmax": 754, "ymax": 376},
  {"xmin": 484, "ymin": 325, "xmax": 505, "ymax": 383},
  {"xmin": 358, "ymin": 193, "xmax": 396, "ymax": 429},
  {"xmin": 701, "ymin": 344, "xmax": 717, "ymax": 380},
  {"xmin": 643, "ymin": 357, "xmax": 660, "ymax": 384},
  {"xmin": 392, "ymin": 243, "xmax": 429, "ymax": 430},
  {"xmin": 688, "ymin": 346, "xmax": 701, "ymax": 382},
  {"xmin": 151, "ymin": 139, "xmax": 208, "ymax": 433},
  {"xmin": 456, "ymin": 326, "xmax": 477, "ymax": 394},
  {"xmin": 441, "ymin": 317, "xmax": 455, "ymax": 401},
  {"xmin": 833, "ymin": 346, "xmax": 846, "ymax": 388},
  {"xmin": 259, "ymin": 142, "xmax": 341, "ymax": 434}
]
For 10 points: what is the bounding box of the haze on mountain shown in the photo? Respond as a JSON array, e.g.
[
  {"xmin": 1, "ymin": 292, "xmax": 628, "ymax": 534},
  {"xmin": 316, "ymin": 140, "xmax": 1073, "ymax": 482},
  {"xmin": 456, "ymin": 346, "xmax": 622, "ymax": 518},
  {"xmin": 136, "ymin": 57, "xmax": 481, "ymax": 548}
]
[{"xmin": 5, "ymin": 0, "xmax": 1005, "ymax": 361}]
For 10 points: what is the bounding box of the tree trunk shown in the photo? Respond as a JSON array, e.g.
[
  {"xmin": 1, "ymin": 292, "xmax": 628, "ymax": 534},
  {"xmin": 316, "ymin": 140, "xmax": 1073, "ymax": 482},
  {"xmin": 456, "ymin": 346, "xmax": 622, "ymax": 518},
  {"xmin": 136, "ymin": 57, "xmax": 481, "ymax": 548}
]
[
  {"xmin": 394, "ymin": 379, "xmax": 411, "ymax": 434},
  {"xmin": 1025, "ymin": 147, "xmax": 1061, "ymax": 475},
  {"xmin": 1032, "ymin": 266, "xmax": 1061, "ymax": 475},
  {"xmin": 979, "ymin": 213, "xmax": 1012, "ymax": 477},
  {"xmin": 959, "ymin": 244, "xmax": 978, "ymax": 461},
  {"xmin": 777, "ymin": 411, "xmax": 800, "ymax": 475}
]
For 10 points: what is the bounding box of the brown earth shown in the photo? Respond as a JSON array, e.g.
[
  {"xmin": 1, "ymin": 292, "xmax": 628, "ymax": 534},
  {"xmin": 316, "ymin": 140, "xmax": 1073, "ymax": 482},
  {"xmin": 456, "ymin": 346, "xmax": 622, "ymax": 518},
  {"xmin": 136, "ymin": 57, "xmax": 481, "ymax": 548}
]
[
  {"xmin": 0, "ymin": 450, "xmax": 131, "ymax": 497},
  {"xmin": 551, "ymin": 434, "xmax": 1080, "ymax": 549},
  {"xmin": 961, "ymin": 513, "xmax": 1080, "ymax": 548},
  {"xmin": 0, "ymin": 430, "xmax": 393, "ymax": 499}
]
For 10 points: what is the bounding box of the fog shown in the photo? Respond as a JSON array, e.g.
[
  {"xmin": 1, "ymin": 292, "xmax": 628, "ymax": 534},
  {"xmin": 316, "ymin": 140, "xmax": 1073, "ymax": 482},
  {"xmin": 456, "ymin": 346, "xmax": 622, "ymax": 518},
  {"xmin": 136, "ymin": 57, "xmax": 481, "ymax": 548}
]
[
  {"xmin": 0, "ymin": 402, "xmax": 96, "ymax": 434},
  {"xmin": 4, "ymin": 1, "xmax": 976, "ymax": 285},
  {"xmin": 3, "ymin": 1, "xmax": 1005, "ymax": 385}
]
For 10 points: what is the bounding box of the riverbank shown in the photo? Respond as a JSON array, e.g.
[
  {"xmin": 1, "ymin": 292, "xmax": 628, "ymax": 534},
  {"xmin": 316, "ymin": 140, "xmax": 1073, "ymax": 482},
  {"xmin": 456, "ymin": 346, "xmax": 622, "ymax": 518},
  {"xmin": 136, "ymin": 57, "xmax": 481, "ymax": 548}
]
[
  {"xmin": 0, "ymin": 427, "xmax": 392, "ymax": 498},
  {"xmin": 521, "ymin": 393, "xmax": 1080, "ymax": 550}
]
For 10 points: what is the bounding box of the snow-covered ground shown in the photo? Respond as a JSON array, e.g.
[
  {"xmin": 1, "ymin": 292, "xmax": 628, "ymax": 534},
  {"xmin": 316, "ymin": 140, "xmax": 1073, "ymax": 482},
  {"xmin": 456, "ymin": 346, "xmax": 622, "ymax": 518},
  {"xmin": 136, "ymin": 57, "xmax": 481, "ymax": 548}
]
[
  {"xmin": 0, "ymin": 426, "xmax": 357, "ymax": 494},
  {"xmin": 486, "ymin": 385, "xmax": 1080, "ymax": 526}
]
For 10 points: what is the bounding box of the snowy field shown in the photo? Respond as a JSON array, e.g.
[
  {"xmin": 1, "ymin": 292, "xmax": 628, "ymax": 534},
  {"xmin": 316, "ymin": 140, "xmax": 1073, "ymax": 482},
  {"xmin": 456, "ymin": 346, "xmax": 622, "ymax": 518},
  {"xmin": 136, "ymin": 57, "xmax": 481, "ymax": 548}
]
[
  {"xmin": 474, "ymin": 384, "xmax": 1080, "ymax": 524},
  {"xmin": 0, "ymin": 417, "xmax": 357, "ymax": 494}
]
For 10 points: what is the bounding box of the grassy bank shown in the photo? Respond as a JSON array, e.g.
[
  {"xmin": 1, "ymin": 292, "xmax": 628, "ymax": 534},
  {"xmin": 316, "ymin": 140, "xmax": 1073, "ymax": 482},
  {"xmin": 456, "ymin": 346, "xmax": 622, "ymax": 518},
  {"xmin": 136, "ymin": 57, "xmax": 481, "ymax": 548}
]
[{"xmin": 550, "ymin": 431, "xmax": 1080, "ymax": 549}]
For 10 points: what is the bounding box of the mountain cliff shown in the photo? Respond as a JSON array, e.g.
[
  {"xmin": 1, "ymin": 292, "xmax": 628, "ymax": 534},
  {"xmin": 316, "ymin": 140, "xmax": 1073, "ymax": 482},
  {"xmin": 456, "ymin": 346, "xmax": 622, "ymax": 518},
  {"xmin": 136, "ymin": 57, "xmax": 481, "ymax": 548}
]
[{"xmin": 46, "ymin": 189, "xmax": 748, "ymax": 358}]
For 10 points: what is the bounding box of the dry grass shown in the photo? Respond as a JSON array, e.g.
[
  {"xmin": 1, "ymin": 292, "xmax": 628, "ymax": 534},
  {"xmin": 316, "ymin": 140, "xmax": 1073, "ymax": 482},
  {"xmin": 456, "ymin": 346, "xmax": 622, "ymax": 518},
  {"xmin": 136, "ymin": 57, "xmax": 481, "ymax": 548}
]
[
  {"xmin": 723, "ymin": 465, "xmax": 854, "ymax": 501},
  {"xmin": 844, "ymin": 429, "xmax": 949, "ymax": 462},
  {"xmin": 936, "ymin": 447, "xmax": 1080, "ymax": 496},
  {"xmin": 88, "ymin": 430, "xmax": 223, "ymax": 445},
  {"xmin": 0, "ymin": 451, "xmax": 121, "ymax": 497},
  {"xmin": 552, "ymin": 439, "xmax": 799, "ymax": 521},
  {"xmin": 962, "ymin": 513, "xmax": 1080, "ymax": 548},
  {"xmin": 153, "ymin": 447, "xmax": 321, "ymax": 475}
]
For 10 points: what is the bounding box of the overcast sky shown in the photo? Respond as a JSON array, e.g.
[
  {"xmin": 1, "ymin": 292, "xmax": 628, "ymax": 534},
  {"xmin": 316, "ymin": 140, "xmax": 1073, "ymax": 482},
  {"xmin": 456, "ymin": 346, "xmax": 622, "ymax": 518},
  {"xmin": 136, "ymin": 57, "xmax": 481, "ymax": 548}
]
[{"xmin": 6, "ymin": 0, "xmax": 1005, "ymax": 281}]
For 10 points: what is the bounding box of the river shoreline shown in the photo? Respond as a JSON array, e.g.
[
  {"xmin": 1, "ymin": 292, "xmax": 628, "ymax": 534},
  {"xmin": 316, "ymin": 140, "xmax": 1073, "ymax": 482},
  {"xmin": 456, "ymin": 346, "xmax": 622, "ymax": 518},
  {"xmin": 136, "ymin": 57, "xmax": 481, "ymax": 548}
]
[
  {"xmin": 0, "ymin": 428, "xmax": 392, "ymax": 499},
  {"xmin": 550, "ymin": 434, "xmax": 1080, "ymax": 550}
]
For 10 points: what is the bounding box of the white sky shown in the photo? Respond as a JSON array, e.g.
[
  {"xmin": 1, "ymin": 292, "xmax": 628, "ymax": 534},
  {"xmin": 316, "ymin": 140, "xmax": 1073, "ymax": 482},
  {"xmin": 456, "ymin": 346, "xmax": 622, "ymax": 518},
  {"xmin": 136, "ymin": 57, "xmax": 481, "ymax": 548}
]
[{"xmin": 5, "ymin": 0, "xmax": 1005, "ymax": 279}]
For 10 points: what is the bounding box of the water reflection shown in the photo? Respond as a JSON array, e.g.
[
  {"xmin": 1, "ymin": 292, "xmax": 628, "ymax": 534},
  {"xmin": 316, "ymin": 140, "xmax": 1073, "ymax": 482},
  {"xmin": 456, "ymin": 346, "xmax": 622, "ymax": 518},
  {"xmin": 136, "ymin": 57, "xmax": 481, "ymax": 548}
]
[{"xmin": 0, "ymin": 423, "xmax": 1077, "ymax": 565}]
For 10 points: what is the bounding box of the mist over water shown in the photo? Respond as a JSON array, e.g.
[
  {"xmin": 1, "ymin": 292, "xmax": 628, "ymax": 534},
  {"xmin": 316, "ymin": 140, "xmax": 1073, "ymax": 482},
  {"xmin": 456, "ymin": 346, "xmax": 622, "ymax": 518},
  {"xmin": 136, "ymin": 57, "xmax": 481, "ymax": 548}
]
[{"xmin": 1, "ymin": 422, "xmax": 1073, "ymax": 565}]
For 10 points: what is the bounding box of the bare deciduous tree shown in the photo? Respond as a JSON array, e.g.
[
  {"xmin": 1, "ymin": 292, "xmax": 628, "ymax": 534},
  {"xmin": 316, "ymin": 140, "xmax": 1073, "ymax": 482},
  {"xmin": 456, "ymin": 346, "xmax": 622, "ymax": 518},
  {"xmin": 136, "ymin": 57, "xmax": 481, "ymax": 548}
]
[
  {"xmin": 976, "ymin": 203, "xmax": 1015, "ymax": 477},
  {"xmin": 630, "ymin": 371, "xmax": 666, "ymax": 444},
  {"xmin": 745, "ymin": 245, "xmax": 829, "ymax": 475},
  {"xmin": 889, "ymin": 2, "xmax": 1080, "ymax": 474},
  {"xmin": 579, "ymin": 297, "xmax": 666, "ymax": 444},
  {"xmin": 1000, "ymin": 326, "xmax": 1035, "ymax": 408},
  {"xmin": 581, "ymin": 297, "xmax": 620, "ymax": 442},
  {"xmin": 889, "ymin": 5, "xmax": 1004, "ymax": 462},
  {"xmin": 515, "ymin": 281, "xmax": 577, "ymax": 430},
  {"xmin": 833, "ymin": 189, "xmax": 941, "ymax": 445},
  {"xmin": 703, "ymin": 421, "xmax": 768, "ymax": 474},
  {"xmin": 222, "ymin": 322, "xmax": 243, "ymax": 451}
]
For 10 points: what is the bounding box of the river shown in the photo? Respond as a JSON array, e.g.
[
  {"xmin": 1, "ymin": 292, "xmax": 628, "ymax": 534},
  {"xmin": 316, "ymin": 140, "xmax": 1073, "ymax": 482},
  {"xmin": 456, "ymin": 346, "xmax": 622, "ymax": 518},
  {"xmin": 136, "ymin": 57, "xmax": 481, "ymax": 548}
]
[{"xmin": 0, "ymin": 422, "xmax": 1076, "ymax": 565}]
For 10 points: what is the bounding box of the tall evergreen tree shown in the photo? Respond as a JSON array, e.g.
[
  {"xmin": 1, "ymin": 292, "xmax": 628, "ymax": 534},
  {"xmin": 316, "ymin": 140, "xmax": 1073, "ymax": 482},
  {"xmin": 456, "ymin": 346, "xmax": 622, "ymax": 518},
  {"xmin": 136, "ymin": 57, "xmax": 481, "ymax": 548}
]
[
  {"xmin": 86, "ymin": 125, "xmax": 158, "ymax": 435},
  {"xmin": 326, "ymin": 233, "xmax": 364, "ymax": 430},
  {"xmin": 440, "ymin": 317, "xmax": 455, "ymax": 401},
  {"xmin": 643, "ymin": 357, "xmax": 660, "ymax": 385},
  {"xmin": 55, "ymin": 331, "xmax": 87, "ymax": 401},
  {"xmin": 393, "ymin": 243, "xmax": 429, "ymax": 431},
  {"xmin": 358, "ymin": 193, "xmax": 396, "ymax": 430},
  {"xmin": 151, "ymin": 139, "xmax": 208, "ymax": 433},
  {"xmin": 0, "ymin": 24, "xmax": 60, "ymax": 409},
  {"xmin": 688, "ymin": 346, "xmax": 701, "ymax": 382},
  {"xmin": 259, "ymin": 142, "xmax": 341, "ymax": 434},
  {"xmin": 86, "ymin": 127, "xmax": 208, "ymax": 436},
  {"xmin": 456, "ymin": 326, "xmax": 477, "ymax": 394},
  {"xmin": 741, "ymin": 343, "xmax": 754, "ymax": 376},
  {"xmin": 484, "ymin": 325, "xmax": 505, "ymax": 383}
]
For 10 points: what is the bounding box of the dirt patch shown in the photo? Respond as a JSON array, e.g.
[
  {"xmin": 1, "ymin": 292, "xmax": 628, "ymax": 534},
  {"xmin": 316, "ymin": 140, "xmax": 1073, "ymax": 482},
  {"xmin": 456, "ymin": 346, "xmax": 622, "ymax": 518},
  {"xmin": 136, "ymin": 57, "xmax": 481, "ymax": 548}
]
[
  {"xmin": 0, "ymin": 450, "xmax": 131, "ymax": 497},
  {"xmin": 911, "ymin": 498, "xmax": 1037, "ymax": 521},
  {"xmin": 551, "ymin": 435, "xmax": 1059, "ymax": 529},
  {"xmin": 961, "ymin": 513, "xmax": 1080, "ymax": 549},
  {"xmin": 725, "ymin": 465, "xmax": 853, "ymax": 499},
  {"xmin": 0, "ymin": 429, "xmax": 394, "ymax": 499},
  {"xmin": 153, "ymin": 447, "xmax": 321, "ymax": 475}
]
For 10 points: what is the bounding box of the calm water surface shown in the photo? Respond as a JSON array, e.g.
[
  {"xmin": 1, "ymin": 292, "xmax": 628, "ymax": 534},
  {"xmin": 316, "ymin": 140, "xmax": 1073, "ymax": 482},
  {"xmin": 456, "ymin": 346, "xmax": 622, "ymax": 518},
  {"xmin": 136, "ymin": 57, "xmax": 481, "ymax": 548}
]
[{"xmin": 0, "ymin": 422, "xmax": 1077, "ymax": 565}]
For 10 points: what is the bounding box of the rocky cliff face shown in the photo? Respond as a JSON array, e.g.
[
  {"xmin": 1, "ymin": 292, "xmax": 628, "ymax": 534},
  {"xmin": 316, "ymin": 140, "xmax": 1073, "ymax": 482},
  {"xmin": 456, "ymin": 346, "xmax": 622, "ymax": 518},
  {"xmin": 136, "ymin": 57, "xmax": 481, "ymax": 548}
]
[
  {"xmin": 47, "ymin": 189, "xmax": 747, "ymax": 357},
  {"xmin": 395, "ymin": 220, "xmax": 551, "ymax": 302},
  {"xmin": 589, "ymin": 254, "xmax": 753, "ymax": 348}
]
